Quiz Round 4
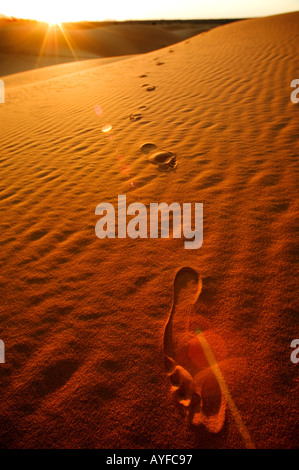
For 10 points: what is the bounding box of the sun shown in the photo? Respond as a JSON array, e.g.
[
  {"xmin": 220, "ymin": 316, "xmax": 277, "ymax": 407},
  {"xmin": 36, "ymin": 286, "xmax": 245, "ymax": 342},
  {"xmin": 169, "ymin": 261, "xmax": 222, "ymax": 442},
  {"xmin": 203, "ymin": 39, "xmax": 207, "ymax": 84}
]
[
  {"xmin": 47, "ymin": 20, "xmax": 62, "ymax": 27},
  {"xmin": 44, "ymin": 12, "xmax": 64, "ymax": 27}
]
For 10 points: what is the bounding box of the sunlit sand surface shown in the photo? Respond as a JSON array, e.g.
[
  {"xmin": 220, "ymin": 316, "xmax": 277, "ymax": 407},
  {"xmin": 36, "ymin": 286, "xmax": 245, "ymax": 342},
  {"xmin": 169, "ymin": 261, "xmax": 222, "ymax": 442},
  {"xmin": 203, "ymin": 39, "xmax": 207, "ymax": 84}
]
[{"xmin": 0, "ymin": 12, "xmax": 298, "ymax": 448}]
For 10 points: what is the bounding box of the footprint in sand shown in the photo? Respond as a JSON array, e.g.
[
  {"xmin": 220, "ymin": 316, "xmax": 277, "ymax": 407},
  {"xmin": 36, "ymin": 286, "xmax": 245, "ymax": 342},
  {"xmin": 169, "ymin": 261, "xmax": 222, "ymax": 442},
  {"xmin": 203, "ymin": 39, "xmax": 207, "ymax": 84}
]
[
  {"xmin": 130, "ymin": 106, "xmax": 150, "ymax": 122},
  {"xmin": 149, "ymin": 151, "xmax": 177, "ymax": 171},
  {"xmin": 141, "ymin": 84, "xmax": 156, "ymax": 91},
  {"xmin": 139, "ymin": 74, "xmax": 148, "ymax": 78},
  {"xmin": 130, "ymin": 113, "xmax": 143, "ymax": 122},
  {"xmin": 141, "ymin": 144, "xmax": 177, "ymax": 171},
  {"xmin": 140, "ymin": 143, "xmax": 157, "ymax": 154},
  {"xmin": 163, "ymin": 267, "xmax": 227, "ymax": 433},
  {"xmin": 156, "ymin": 61, "xmax": 164, "ymax": 66}
]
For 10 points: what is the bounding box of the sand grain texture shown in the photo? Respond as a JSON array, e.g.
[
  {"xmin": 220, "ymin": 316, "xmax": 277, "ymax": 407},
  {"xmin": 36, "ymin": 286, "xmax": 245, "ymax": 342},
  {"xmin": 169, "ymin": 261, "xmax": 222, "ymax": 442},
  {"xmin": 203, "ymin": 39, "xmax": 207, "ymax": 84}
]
[{"xmin": 0, "ymin": 12, "xmax": 298, "ymax": 448}]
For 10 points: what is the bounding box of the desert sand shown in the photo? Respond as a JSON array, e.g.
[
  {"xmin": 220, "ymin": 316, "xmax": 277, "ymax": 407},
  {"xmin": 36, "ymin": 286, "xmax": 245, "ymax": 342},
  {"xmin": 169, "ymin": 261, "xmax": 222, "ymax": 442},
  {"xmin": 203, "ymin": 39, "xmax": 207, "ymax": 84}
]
[
  {"xmin": 0, "ymin": 12, "xmax": 298, "ymax": 449},
  {"xmin": 0, "ymin": 19, "xmax": 235, "ymax": 76}
]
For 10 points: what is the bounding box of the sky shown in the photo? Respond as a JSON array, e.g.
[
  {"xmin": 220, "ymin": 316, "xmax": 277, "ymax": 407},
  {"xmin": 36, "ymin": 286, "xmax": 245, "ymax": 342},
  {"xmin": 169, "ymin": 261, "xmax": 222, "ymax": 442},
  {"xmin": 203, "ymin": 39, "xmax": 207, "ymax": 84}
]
[{"xmin": 0, "ymin": 0, "xmax": 298, "ymax": 23}]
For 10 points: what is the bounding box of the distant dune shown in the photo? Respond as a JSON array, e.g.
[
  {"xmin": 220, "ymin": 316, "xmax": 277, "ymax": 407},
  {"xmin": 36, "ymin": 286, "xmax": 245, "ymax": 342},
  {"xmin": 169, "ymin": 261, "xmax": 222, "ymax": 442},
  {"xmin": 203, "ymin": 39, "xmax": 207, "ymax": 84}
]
[
  {"xmin": 0, "ymin": 12, "xmax": 298, "ymax": 449},
  {"xmin": 0, "ymin": 18, "xmax": 239, "ymax": 76}
]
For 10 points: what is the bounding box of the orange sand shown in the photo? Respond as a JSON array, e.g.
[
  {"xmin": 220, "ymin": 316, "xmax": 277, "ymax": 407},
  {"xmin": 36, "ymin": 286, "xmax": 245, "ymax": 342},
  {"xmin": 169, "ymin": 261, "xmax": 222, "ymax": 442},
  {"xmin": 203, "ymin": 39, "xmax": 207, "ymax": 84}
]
[
  {"xmin": 0, "ymin": 12, "xmax": 298, "ymax": 448},
  {"xmin": 0, "ymin": 19, "xmax": 228, "ymax": 76}
]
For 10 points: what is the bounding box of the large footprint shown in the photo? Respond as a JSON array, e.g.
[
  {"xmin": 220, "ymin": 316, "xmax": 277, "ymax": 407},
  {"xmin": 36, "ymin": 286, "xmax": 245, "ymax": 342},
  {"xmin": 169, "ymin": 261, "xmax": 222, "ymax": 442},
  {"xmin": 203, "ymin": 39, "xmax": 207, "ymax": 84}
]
[
  {"xmin": 149, "ymin": 151, "xmax": 177, "ymax": 171},
  {"xmin": 163, "ymin": 267, "xmax": 226, "ymax": 433},
  {"xmin": 140, "ymin": 143, "xmax": 177, "ymax": 171}
]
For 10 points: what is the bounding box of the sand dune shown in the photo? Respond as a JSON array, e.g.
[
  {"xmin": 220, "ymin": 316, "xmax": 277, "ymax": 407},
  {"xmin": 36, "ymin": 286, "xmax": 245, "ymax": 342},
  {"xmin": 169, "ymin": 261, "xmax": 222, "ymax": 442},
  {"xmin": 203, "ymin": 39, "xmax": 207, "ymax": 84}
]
[
  {"xmin": 0, "ymin": 19, "xmax": 235, "ymax": 76},
  {"xmin": 0, "ymin": 12, "xmax": 298, "ymax": 448}
]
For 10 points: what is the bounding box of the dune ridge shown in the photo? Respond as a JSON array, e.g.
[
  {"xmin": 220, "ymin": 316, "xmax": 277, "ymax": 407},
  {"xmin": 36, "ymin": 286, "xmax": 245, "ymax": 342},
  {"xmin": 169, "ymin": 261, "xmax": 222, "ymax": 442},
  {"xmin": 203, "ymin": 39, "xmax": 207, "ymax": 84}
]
[{"xmin": 0, "ymin": 19, "xmax": 237, "ymax": 76}]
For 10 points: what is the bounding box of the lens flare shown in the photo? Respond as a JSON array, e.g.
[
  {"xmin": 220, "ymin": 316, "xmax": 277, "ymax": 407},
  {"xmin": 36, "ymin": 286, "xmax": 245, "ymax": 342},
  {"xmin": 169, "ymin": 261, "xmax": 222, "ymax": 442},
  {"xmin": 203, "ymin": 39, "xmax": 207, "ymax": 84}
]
[
  {"xmin": 95, "ymin": 105, "xmax": 103, "ymax": 117},
  {"xmin": 101, "ymin": 124, "xmax": 112, "ymax": 133},
  {"xmin": 96, "ymin": 106, "xmax": 136, "ymax": 189}
]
